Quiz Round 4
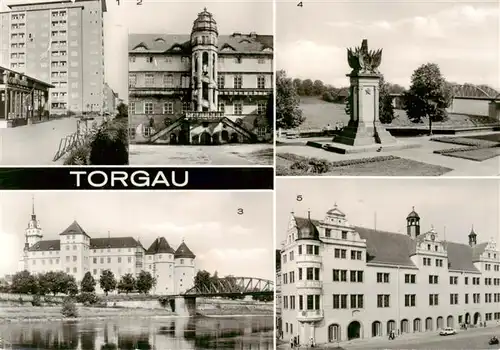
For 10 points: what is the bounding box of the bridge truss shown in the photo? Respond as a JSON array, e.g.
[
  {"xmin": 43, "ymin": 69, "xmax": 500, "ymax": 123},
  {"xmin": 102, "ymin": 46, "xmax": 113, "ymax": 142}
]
[
  {"xmin": 451, "ymin": 83, "xmax": 499, "ymax": 99},
  {"xmin": 183, "ymin": 277, "xmax": 274, "ymax": 297}
]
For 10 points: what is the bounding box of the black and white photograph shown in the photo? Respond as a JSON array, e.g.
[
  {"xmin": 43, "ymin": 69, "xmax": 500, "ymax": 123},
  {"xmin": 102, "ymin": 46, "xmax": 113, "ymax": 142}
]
[
  {"xmin": 276, "ymin": 1, "xmax": 500, "ymax": 176},
  {"xmin": 0, "ymin": 191, "xmax": 274, "ymax": 349},
  {"xmin": 276, "ymin": 177, "xmax": 500, "ymax": 349},
  {"xmin": 126, "ymin": 1, "xmax": 274, "ymax": 165},
  {"xmin": 0, "ymin": 0, "xmax": 129, "ymax": 166}
]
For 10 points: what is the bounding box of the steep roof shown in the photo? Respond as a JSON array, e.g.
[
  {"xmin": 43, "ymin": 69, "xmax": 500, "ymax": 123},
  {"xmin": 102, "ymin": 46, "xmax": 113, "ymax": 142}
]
[
  {"xmin": 294, "ymin": 215, "xmax": 320, "ymax": 241},
  {"xmin": 59, "ymin": 221, "xmax": 89, "ymax": 237},
  {"xmin": 293, "ymin": 218, "xmax": 482, "ymax": 272},
  {"xmin": 90, "ymin": 237, "xmax": 140, "ymax": 249},
  {"xmin": 128, "ymin": 33, "xmax": 273, "ymax": 54},
  {"xmin": 28, "ymin": 240, "xmax": 60, "ymax": 252},
  {"xmin": 174, "ymin": 241, "xmax": 196, "ymax": 259},
  {"xmin": 146, "ymin": 237, "xmax": 175, "ymax": 255}
]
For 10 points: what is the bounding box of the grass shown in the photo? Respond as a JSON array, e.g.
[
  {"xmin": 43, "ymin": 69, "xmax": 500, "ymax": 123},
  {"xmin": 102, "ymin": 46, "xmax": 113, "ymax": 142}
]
[
  {"xmin": 294, "ymin": 97, "xmax": 499, "ymax": 131},
  {"xmin": 232, "ymin": 147, "xmax": 274, "ymax": 165},
  {"xmin": 276, "ymin": 153, "xmax": 452, "ymax": 176},
  {"xmin": 440, "ymin": 147, "xmax": 500, "ymax": 162},
  {"xmin": 464, "ymin": 133, "xmax": 500, "ymax": 143}
]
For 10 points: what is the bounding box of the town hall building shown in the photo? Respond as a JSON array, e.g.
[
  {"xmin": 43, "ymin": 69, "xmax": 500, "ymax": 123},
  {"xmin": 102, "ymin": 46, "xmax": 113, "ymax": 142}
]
[
  {"xmin": 18, "ymin": 199, "xmax": 196, "ymax": 295},
  {"xmin": 127, "ymin": 8, "xmax": 273, "ymax": 145},
  {"xmin": 279, "ymin": 205, "xmax": 500, "ymax": 346}
]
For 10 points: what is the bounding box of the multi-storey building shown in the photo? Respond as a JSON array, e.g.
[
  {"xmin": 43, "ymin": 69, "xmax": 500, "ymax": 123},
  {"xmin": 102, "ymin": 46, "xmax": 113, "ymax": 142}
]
[
  {"xmin": 103, "ymin": 82, "xmax": 117, "ymax": 115},
  {"xmin": 128, "ymin": 8, "xmax": 273, "ymax": 144},
  {"xmin": 18, "ymin": 199, "xmax": 196, "ymax": 295},
  {"xmin": 276, "ymin": 249, "xmax": 283, "ymax": 335},
  {"xmin": 0, "ymin": 0, "xmax": 107, "ymax": 115},
  {"xmin": 279, "ymin": 205, "xmax": 500, "ymax": 346}
]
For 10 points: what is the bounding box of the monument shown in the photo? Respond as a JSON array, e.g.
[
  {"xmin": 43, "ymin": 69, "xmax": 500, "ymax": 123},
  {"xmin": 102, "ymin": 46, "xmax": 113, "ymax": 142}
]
[{"xmin": 332, "ymin": 39, "xmax": 397, "ymax": 148}]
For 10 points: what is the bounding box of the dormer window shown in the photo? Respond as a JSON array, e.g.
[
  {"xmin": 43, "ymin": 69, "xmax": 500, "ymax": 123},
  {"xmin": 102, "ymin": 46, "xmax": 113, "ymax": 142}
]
[
  {"xmin": 427, "ymin": 244, "xmax": 431, "ymax": 250},
  {"xmin": 325, "ymin": 228, "xmax": 331, "ymax": 237},
  {"xmin": 434, "ymin": 245, "xmax": 438, "ymax": 251},
  {"xmin": 341, "ymin": 231, "xmax": 347, "ymax": 240}
]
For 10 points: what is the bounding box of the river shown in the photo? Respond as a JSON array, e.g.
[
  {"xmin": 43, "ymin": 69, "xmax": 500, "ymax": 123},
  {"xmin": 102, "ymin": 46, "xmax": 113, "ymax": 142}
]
[{"xmin": 0, "ymin": 315, "xmax": 274, "ymax": 349}]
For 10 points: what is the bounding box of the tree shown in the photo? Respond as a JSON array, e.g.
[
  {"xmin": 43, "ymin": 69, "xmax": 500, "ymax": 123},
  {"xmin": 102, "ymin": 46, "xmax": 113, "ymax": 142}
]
[
  {"xmin": 292, "ymin": 78, "xmax": 304, "ymax": 95},
  {"xmin": 301, "ymin": 79, "xmax": 314, "ymax": 96},
  {"xmin": 81, "ymin": 271, "xmax": 96, "ymax": 293},
  {"xmin": 379, "ymin": 75, "xmax": 395, "ymax": 124},
  {"xmin": 99, "ymin": 270, "xmax": 117, "ymax": 296},
  {"xmin": 313, "ymin": 80, "xmax": 325, "ymax": 96},
  {"xmin": 89, "ymin": 119, "xmax": 129, "ymax": 165},
  {"xmin": 402, "ymin": 63, "xmax": 452, "ymax": 123},
  {"xmin": 276, "ymin": 70, "xmax": 305, "ymax": 129},
  {"xmin": 36, "ymin": 273, "xmax": 50, "ymax": 296},
  {"xmin": 224, "ymin": 275, "xmax": 244, "ymax": 300},
  {"xmin": 117, "ymin": 273, "xmax": 136, "ymax": 294},
  {"xmin": 136, "ymin": 270, "xmax": 156, "ymax": 294},
  {"xmin": 116, "ymin": 102, "xmax": 128, "ymax": 119},
  {"xmin": 265, "ymin": 92, "xmax": 273, "ymax": 130},
  {"xmin": 11, "ymin": 271, "xmax": 38, "ymax": 295}
]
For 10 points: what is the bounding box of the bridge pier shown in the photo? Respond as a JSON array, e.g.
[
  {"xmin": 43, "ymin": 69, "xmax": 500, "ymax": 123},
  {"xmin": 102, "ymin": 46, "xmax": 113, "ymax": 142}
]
[{"xmin": 174, "ymin": 296, "xmax": 197, "ymax": 317}]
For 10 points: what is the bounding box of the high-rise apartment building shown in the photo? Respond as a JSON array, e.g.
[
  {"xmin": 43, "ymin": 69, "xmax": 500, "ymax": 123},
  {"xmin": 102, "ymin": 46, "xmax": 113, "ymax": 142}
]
[{"xmin": 0, "ymin": 0, "xmax": 107, "ymax": 115}]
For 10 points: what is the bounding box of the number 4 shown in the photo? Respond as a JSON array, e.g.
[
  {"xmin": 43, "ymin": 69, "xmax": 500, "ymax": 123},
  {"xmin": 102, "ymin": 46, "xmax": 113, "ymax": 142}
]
[{"xmin": 297, "ymin": 2, "xmax": 303, "ymax": 7}]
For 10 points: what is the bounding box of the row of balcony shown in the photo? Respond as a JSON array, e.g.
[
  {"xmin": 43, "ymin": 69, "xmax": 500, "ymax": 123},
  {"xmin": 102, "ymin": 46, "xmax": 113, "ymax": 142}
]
[{"xmin": 297, "ymin": 309, "xmax": 324, "ymax": 322}]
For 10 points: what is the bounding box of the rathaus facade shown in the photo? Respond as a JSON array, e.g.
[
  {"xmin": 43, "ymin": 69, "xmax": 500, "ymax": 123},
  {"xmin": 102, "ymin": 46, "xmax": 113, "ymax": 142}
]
[
  {"xmin": 128, "ymin": 8, "xmax": 273, "ymax": 145},
  {"xmin": 279, "ymin": 205, "xmax": 500, "ymax": 346},
  {"xmin": 18, "ymin": 200, "xmax": 196, "ymax": 295}
]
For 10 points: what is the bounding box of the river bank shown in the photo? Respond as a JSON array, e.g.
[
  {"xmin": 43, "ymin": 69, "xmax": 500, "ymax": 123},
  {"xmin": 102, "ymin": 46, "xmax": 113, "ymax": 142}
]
[{"xmin": 0, "ymin": 300, "xmax": 273, "ymax": 323}]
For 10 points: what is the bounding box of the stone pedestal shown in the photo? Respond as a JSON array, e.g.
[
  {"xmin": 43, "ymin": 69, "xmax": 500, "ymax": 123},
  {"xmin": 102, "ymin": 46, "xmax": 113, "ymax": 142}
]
[{"xmin": 333, "ymin": 73, "xmax": 397, "ymax": 147}]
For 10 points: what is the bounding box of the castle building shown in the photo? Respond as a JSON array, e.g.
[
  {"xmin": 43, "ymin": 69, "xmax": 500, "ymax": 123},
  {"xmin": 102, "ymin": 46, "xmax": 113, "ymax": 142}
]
[
  {"xmin": 0, "ymin": 0, "xmax": 107, "ymax": 115},
  {"xmin": 18, "ymin": 199, "xmax": 196, "ymax": 295},
  {"xmin": 279, "ymin": 205, "xmax": 500, "ymax": 345},
  {"xmin": 128, "ymin": 8, "xmax": 273, "ymax": 145}
]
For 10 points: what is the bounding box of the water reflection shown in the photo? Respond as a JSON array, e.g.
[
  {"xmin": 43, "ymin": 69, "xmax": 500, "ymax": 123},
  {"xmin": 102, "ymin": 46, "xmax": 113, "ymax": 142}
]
[{"xmin": 0, "ymin": 316, "xmax": 273, "ymax": 349}]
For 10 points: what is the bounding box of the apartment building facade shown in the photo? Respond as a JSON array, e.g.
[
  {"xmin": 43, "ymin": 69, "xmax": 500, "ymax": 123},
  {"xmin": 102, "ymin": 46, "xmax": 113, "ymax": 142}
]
[{"xmin": 0, "ymin": 0, "xmax": 107, "ymax": 115}]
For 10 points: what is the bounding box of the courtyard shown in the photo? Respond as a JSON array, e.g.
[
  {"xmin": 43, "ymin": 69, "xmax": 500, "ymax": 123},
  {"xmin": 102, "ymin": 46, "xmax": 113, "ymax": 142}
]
[{"xmin": 129, "ymin": 144, "xmax": 274, "ymax": 166}]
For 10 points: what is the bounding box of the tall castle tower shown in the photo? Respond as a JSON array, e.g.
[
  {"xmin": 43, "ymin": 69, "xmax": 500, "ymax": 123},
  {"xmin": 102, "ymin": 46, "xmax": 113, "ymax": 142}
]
[
  {"xmin": 406, "ymin": 207, "xmax": 421, "ymax": 239},
  {"xmin": 174, "ymin": 241, "xmax": 196, "ymax": 294},
  {"xmin": 190, "ymin": 8, "xmax": 218, "ymax": 112},
  {"xmin": 25, "ymin": 196, "xmax": 43, "ymax": 247}
]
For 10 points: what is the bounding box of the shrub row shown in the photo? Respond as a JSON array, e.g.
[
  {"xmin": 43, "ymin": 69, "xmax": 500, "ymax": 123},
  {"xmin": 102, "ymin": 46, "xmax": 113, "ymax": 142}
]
[{"xmin": 431, "ymin": 137, "xmax": 498, "ymax": 148}]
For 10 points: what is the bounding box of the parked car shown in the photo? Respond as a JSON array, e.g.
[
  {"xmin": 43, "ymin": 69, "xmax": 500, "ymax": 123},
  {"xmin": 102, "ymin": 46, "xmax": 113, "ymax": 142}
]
[{"xmin": 439, "ymin": 328, "xmax": 457, "ymax": 336}]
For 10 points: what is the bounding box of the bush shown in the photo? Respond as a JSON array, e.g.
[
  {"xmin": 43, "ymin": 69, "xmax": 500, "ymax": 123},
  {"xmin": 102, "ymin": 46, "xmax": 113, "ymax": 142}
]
[
  {"xmin": 31, "ymin": 294, "xmax": 42, "ymax": 307},
  {"xmin": 18, "ymin": 297, "xmax": 23, "ymax": 305},
  {"xmin": 158, "ymin": 296, "xmax": 170, "ymax": 308},
  {"xmin": 44, "ymin": 296, "xmax": 55, "ymax": 305},
  {"xmin": 76, "ymin": 292, "xmax": 100, "ymax": 306},
  {"xmin": 290, "ymin": 157, "xmax": 331, "ymax": 174},
  {"xmin": 61, "ymin": 298, "xmax": 79, "ymax": 318}
]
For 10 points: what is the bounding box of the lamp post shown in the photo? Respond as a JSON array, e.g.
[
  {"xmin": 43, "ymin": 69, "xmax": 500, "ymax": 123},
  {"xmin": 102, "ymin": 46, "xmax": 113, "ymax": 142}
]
[{"xmin": 427, "ymin": 99, "xmax": 437, "ymax": 136}]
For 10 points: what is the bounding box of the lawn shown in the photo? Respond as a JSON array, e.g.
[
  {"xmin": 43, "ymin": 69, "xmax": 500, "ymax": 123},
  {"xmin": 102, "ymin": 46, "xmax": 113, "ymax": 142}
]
[
  {"xmin": 441, "ymin": 147, "xmax": 500, "ymax": 162},
  {"xmin": 294, "ymin": 97, "xmax": 499, "ymax": 131},
  {"xmin": 276, "ymin": 153, "xmax": 452, "ymax": 176}
]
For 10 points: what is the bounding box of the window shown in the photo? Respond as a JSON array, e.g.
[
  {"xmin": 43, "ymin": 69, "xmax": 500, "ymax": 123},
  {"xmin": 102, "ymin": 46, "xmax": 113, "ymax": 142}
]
[
  {"xmin": 107, "ymin": 257, "xmax": 111, "ymax": 263},
  {"xmin": 128, "ymin": 74, "xmax": 136, "ymax": 87},
  {"xmin": 377, "ymin": 272, "xmax": 390, "ymax": 283},
  {"xmin": 129, "ymin": 102, "xmax": 136, "ymax": 115},
  {"xmin": 182, "ymin": 102, "xmax": 189, "ymax": 113},
  {"xmin": 332, "ymin": 269, "xmax": 347, "ymax": 282},
  {"xmin": 341, "ymin": 231, "xmax": 348, "ymax": 239},
  {"xmin": 234, "ymin": 103, "xmax": 242, "ymax": 115},
  {"xmin": 145, "ymin": 74, "xmax": 154, "ymax": 87},
  {"xmin": 257, "ymin": 75, "xmax": 265, "ymax": 89},
  {"xmin": 128, "ymin": 257, "xmax": 132, "ymax": 263},
  {"xmin": 350, "ymin": 295, "xmax": 364, "ymax": 309},
  {"xmin": 217, "ymin": 75, "xmax": 225, "ymax": 89},
  {"xmin": 334, "ymin": 249, "xmax": 347, "ymax": 259},
  {"xmin": 145, "ymin": 102, "xmax": 153, "ymax": 114},
  {"xmin": 429, "ymin": 294, "xmax": 439, "ymax": 306},
  {"xmin": 146, "ymin": 56, "xmax": 154, "ymax": 63},
  {"xmin": 377, "ymin": 294, "xmax": 390, "ymax": 308},
  {"xmin": 350, "ymin": 270, "xmax": 363, "ymax": 283},
  {"xmin": 449, "ymin": 276, "xmax": 458, "ymax": 285},
  {"xmin": 257, "ymin": 58, "xmax": 265, "ymax": 64},
  {"xmin": 405, "ymin": 274, "xmax": 416, "ymax": 284},
  {"xmin": 72, "ymin": 256, "xmax": 77, "ymax": 262},
  {"xmin": 450, "ymin": 293, "xmax": 459, "ymax": 305},
  {"xmin": 351, "ymin": 250, "xmax": 363, "ymax": 260},
  {"xmin": 218, "ymin": 102, "xmax": 225, "ymax": 113},
  {"xmin": 163, "ymin": 74, "xmax": 173, "ymax": 87},
  {"xmin": 234, "ymin": 75, "xmax": 242, "ymax": 89},
  {"xmin": 405, "ymin": 294, "xmax": 416, "ymax": 307},
  {"xmin": 465, "ymin": 277, "xmax": 469, "ymax": 285},
  {"xmin": 163, "ymin": 102, "xmax": 174, "ymax": 114},
  {"xmin": 118, "ymin": 257, "xmax": 122, "ymax": 263},
  {"xmin": 257, "ymin": 103, "xmax": 266, "ymax": 115},
  {"xmin": 429, "ymin": 275, "xmax": 439, "ymax": 284}
]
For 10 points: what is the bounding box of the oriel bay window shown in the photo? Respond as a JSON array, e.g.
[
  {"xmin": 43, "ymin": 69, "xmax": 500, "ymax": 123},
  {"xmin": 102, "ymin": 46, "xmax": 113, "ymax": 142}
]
[
  {"xmin": 297, "ymin": 295, "xmax": 320, "ymax": 310},
  {"xmin": 305, "ymin": 267, "xmax": 320, "ymax": 280}
]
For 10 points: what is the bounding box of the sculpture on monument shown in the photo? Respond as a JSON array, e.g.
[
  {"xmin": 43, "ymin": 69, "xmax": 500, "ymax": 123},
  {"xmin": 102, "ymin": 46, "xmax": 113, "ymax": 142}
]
[
  {"xmin": 330, "ymin": 39, "xmax": 397, "ymax": 149},
  {"xmin": 347, "ymin": 39, "xmax": 383, "ymax": 75}
]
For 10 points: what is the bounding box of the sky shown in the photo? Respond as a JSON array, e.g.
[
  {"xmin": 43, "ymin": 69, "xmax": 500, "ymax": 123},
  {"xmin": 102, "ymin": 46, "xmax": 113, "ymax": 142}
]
[
  {"xmin": 276, "ymin": 0, "xmax": 500, "ymax": 89},
  {"xmin": 276, "ymin": 178, "xmax": 500, "ymax": 248},
  {"xmin": 2, "ymin": 0, "xmax": 273, "ymax": 102},
  {"xmin": 0, "ymin": 191, "xmax": 274, "ymax": 280}
]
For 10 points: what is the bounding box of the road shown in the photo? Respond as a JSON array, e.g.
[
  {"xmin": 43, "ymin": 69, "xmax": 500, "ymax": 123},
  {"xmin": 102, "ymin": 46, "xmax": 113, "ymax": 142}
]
[
  {"xmin": 343, "ymin": 325, "xmax": 500, "ymax": 350},
  {"xmin": 0, "ymin": 117, "xmax": 80, "ymax": 165},
  {"xmin": 129, "ymin": 144, "xmax": 273, "ymax": 166}
]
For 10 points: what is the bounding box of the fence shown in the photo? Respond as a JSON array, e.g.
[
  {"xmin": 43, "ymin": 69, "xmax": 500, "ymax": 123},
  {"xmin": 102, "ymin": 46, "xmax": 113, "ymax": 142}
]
[{"xmin": 52, "ymin": 120, "xmax": 99, "ymax": 161}]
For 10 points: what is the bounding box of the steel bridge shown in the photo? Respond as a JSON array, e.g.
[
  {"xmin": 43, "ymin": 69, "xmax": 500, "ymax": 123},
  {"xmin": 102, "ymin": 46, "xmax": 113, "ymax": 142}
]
[
  {"xmin": 451, "ymin": 83, "xmax": 500, "ymax": 99},
  {"xmin": 182, "ymin": 277, "xmax": 274, "ymax": 298}
]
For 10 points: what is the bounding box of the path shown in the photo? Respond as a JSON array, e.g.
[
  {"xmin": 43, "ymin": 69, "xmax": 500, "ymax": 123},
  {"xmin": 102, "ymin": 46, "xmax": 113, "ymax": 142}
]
[
  {"xmin": 277, "ymin": 132, "xmax": 500, "ymax": 176},
  {"xmin": 0, "ymin": 117, "xmax": 80, "ymax": 165},
  {"xmin": 129, "ymin": 144, "xmax": 273, "ymax": 166}
]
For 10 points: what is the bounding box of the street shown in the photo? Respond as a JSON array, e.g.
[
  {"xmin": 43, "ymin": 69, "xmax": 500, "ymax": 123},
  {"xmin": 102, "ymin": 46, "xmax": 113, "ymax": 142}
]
[
  {"xmin": 0, "ymin": 117, "xmax": 80, "ymax": 165},
  {"xmin": 343, "ymin": 325, "xmax": 500, "ymax": 350},
  {"xmin": 129, "ymin": 144, "xmax": 274, "ymax": 165}
]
